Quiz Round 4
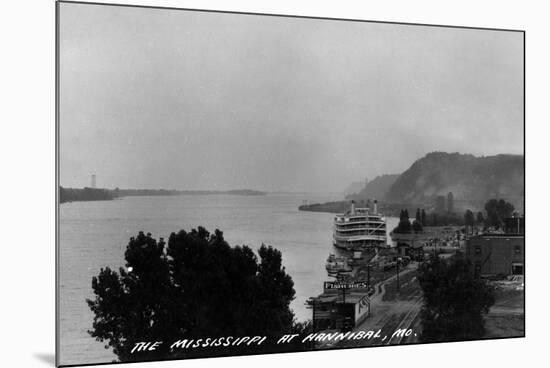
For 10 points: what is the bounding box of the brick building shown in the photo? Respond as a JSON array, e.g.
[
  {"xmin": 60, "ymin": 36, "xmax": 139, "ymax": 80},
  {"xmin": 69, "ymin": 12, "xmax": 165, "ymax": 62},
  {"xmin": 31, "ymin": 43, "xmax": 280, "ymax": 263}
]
[{"xmin": 466, "ymin": 216, "xmax": 525, "ymax": 277}]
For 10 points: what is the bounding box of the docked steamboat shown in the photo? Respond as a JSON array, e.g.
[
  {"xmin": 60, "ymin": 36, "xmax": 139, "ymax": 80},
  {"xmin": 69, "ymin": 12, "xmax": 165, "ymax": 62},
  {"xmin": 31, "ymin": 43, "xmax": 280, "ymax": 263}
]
[{"xmin": 333, "ymin": 200, "xmax": 387, "ymax": 252}]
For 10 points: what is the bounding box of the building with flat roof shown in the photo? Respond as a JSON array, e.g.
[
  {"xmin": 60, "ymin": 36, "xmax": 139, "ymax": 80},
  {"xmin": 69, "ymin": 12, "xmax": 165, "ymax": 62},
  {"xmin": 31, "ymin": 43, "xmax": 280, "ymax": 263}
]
[
  {"xmin": 466, "ymin": 216, "xmax": 524, "ymax": 277},
  {"xmin": 308, "ymin": 290, "xmax": 370, "ymax": 331},
  {"xmin": 504, "ymin": 216, "xmax": 525, "ymax": 235}
]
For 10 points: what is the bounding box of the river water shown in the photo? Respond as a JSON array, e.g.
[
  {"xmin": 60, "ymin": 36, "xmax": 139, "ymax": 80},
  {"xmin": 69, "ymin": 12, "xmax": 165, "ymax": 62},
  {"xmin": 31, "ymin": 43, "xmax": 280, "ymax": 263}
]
[{"xmin": 59, "ymin": 193, "xmax": 398, "ymax": 365}]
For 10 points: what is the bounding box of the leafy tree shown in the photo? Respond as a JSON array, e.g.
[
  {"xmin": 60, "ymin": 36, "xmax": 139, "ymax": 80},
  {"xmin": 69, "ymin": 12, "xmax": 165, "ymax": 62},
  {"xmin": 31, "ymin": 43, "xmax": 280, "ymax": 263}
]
[
  {"xmin": 394, "ymin": 209, "xmax": 412, "ymax": 233},
  {"xmin": 87, "ymin": 232, "xmax": 174, "ymax": 361},
  {"xmin": 484, "ymin": 199, "xmax": 515, "ymax": 229},
  {"xmin": 476, "ymin": 211, "xmax": 484, "ymax": 225},
  {"xmin": 417, "ymin": 254, "xmax": 495, "ymax": 342},
  {"xmin": 87, "ymin": 227, "xmax": 300, "ymax": 362},
  {"xmin": 412, "ymin": 219, "xmax": 423, "ymax": 233},
  {"xmin": 415, "ymin": 208, "xmax": 421, "ymax": 223}
]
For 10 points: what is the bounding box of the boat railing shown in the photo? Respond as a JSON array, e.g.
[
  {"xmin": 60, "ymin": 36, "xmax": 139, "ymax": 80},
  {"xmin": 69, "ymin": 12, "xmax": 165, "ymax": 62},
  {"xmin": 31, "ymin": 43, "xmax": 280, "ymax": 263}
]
[
  {"xmin": 334, "ymin": 224, "xmax": 386, "ymax": 231},
  {"xmin": 333, "ymin": 234, "xmax": 387, "ymax": 242}
]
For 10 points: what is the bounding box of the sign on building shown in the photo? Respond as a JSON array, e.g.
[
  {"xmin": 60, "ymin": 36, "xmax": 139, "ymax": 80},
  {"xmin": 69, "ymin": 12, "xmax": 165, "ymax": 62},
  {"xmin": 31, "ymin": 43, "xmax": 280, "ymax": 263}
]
[{"xmin": 324, "ymin": 281, "xmax": 368, "ymax": 290}]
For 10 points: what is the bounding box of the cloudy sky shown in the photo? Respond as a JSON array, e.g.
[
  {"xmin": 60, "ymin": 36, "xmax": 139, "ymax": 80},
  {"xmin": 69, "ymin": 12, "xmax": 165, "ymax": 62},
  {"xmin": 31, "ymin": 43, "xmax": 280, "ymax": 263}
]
[{"xmin": 59, "ymin": 3, "xmax": 523, "ymax": 192}]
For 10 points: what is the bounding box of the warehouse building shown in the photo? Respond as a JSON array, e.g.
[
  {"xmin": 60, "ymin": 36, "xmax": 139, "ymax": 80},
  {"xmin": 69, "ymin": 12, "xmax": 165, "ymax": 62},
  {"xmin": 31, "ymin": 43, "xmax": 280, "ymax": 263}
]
[{"xmin": 466, "ymin": 216, "xmax": 524, "ymax": 277}]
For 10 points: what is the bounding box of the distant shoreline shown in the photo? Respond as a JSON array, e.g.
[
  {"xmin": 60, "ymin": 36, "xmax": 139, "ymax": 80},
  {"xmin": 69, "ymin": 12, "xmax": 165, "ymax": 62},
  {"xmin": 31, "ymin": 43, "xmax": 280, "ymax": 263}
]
[
  {"xmin": 116, "ymin": 188, "xmax": 267, "ymax": 197},
  {"xmin": 299, "ymin": 200, "xmax": 419, "ymax": 218},
  {"xmin": 59, "ymin": 187, "xmax": 267, "ymax": 204},
  {"xmin": 298, "ymin": 201, "xmax": 348, "ymax": 214}
]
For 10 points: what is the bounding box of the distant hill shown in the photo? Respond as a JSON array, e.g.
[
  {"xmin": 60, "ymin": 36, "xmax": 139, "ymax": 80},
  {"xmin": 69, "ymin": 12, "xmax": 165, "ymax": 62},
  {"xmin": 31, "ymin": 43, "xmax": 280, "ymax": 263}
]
[
  {"xmin": 343, "ymin": 180, "xmax": 366, "ymax": 197},
  {"xmin": 300, "ymin": 152, "xmax": 524, "ymax": 215},
  {"xmin": 345, "ymin": 174, "xmax": 400, "ymax": 201},
  {"xmin": 385, "ymin": 152, "xmax": 524, "ymax": 210}
]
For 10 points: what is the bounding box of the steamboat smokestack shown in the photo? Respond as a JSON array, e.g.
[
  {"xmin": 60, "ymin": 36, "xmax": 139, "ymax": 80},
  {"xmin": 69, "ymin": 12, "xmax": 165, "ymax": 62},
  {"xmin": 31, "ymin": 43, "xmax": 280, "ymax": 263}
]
[
  {"xmin": 373, "ymin": 199, "xmax": 378, "ymax": 214},
  {"xmin": 350, "ymin": 200, "xmax": 355, "ymax": 215}
]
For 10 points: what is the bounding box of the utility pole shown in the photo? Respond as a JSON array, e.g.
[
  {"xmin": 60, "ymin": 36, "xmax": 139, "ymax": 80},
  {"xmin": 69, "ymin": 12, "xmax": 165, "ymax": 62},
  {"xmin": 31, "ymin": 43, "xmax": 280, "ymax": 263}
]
[
  {"xmin": 311, "ymin": 299, "xmax": 317, "ymax": 349},
  {"xmin": 340, "ymin": 286, "xmax": 350, "ymax": 332},
  {"xmin": 396, "ymin": 257, "xmax": 400, "ymax": 291},
  {"xmin": 312, "ymin": 299, "xmax": 316, "ymax": 333}
]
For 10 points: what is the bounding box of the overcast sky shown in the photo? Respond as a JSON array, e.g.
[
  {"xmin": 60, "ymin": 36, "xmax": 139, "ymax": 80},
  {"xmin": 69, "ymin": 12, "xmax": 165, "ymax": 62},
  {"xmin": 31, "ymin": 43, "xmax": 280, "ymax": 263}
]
[{"xmin": 59, "ymin": 3, "xmax": 524, "ymax": 192}]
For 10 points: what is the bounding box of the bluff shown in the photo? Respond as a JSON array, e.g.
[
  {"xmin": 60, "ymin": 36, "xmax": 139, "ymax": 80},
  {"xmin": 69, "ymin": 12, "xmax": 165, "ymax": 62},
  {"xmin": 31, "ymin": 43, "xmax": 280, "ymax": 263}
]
[
  {"xmin": 345, "ymin": 174, "xmax": 399, "ymax": 201},
  {"xmin": 342, "ymin": 180, "xmax": 365, "ymax": 197},
  {"xmin": 385, "ymin": 152, "xmax": 524, "ymax": 209}
]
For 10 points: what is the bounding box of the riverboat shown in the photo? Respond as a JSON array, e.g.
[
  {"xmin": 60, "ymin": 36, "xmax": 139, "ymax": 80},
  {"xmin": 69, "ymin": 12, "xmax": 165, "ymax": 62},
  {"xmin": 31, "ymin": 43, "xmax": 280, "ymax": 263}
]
[{"xmin": 333, "ymin": 200, "xmax": 387, "ymax": 252}]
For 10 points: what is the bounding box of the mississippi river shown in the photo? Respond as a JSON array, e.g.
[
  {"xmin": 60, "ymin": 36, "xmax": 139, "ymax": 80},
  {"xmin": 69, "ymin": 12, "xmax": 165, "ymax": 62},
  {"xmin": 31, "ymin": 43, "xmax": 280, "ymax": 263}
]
[{"xmin": 59, "ymin": 193, "xmax": 397, "ymax": 365}]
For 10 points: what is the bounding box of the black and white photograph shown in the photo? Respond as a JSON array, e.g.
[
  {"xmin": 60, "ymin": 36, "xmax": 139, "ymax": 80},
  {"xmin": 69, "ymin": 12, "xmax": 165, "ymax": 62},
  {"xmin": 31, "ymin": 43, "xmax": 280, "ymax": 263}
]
[{"xmin": 55, "ymin": 1, "xmax": 524, "ymax": 366}]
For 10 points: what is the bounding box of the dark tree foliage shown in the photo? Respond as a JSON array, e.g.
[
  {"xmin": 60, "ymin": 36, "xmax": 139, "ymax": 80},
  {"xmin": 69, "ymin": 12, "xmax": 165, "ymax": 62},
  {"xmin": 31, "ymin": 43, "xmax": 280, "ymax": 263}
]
[
  {"xmin": 415, "ymin": 208, "xmax": 421, "ymax": 223},
  {"xmin": 476, "ymin": 211, "xmax": 485, "ymax": 225},
  {"xmin": 86, "ymin": 232, "xmax": 175, "ymax": 361},
  {"xmin": 412, "ymin": 219, "xmax": 423, "ymax": 233},
  {"xmin": 87, "ymin": 227, "xmax": 300, "ymax": 362},
  {"xmin": 394, "ymin": 209, "xmax": 413, "ymax": 233},
  {"xmin": 60, "ymin": 186, "xmax": 114, "ymax": 203},
  {"xmin": 484, "ymin": 199, "xmax": 515, "ymax": 229},
  {"xmin": 417, "ymin": 254, "xmax": 495, "ymax": 342}
]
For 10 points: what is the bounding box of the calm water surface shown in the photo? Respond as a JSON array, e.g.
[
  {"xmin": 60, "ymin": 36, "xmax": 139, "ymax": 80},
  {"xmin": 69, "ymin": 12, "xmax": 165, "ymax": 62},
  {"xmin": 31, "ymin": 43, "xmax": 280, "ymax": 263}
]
[{"xmin": 59, "ymin": 193, "xmax": 397, "ymax": 365}]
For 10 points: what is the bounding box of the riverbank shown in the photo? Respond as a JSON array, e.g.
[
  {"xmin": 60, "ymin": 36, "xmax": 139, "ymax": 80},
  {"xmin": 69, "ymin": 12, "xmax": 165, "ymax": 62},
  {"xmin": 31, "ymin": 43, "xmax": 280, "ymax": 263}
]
[
  {"xmin": 60, "ymin": 187, "xmax": 113, "ymax": 203},
  {"xmin": 299, "ymin": 200, "xmax": 416, "ymax": 218},
  {"xmin": 298, "ymin": 201, "xmax": 348, "ymax": 214}
]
